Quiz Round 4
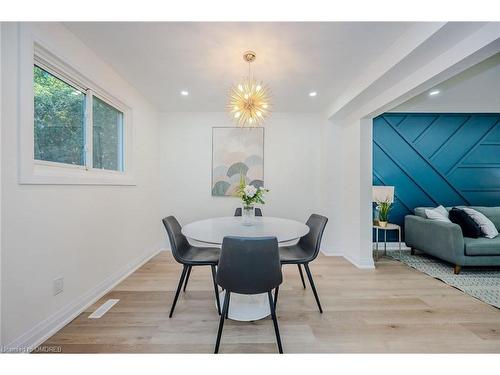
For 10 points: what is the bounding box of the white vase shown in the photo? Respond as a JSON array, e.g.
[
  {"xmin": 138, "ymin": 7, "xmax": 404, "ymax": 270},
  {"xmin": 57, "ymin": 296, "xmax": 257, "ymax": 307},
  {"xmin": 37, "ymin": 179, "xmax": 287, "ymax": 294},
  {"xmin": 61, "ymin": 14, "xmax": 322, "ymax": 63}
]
[
  {"xmin": 242, "ymin": 205, "xmax": 255, "ymax": 226},
  {"xmin": 373, "ymin": 206, "xmax": 380, "ymax": 225}
]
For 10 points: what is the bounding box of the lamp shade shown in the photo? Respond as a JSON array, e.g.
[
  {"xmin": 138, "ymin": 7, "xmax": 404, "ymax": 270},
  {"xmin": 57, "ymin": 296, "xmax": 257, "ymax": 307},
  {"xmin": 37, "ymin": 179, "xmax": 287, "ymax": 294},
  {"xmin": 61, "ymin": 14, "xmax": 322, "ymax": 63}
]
[{"xmin": 372, "ymin": 186, "xmax": 394, "ymax": 203}]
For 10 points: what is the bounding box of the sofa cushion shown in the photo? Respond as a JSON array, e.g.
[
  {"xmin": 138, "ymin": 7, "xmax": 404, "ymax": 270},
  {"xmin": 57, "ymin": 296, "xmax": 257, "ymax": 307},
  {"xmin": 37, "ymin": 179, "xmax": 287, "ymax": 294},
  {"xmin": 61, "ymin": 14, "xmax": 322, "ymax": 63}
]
[
  {"xmin": 464, "ymin": 236, "xmax": 500, "ymax": 256},
  {"xmin": 461, "ymin": 207, "xmax": 499, "ymax": 239},
  {"xmin": 471, "ymin": 206, "xmax": 500, "ymax": 231},
  {"xmin": 415, "ymin": 206, "xmax": 452, "ymax": 218},
  {"xmin": 425, "ymin": 205, "xmax": 452, "ymax": 223},
  {"xmin": 414, "ymin": 207, "xmax": 434, "ymax": 218},
  {"xmin": 414, "ymin": 207, "xmax": 426, "ymax": 218},
  {"xmin": 414, "ymin": 206, "xmax": 500, "ymax": 229},
  {"xmin": 449, "ymin": 208, "xmax": 482, "ymax": 238}
]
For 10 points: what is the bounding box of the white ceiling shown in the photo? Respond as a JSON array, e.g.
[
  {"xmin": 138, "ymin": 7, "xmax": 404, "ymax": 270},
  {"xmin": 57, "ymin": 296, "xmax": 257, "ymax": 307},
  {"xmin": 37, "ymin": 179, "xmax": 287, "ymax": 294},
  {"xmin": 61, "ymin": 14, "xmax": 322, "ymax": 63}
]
[
  {"xmin": 393, "ymin": 52, "xmax": 500, "ymax": 112},
  {"xmin": 65, "ymin": 22, "xmax": 416, "ymax": 112}
]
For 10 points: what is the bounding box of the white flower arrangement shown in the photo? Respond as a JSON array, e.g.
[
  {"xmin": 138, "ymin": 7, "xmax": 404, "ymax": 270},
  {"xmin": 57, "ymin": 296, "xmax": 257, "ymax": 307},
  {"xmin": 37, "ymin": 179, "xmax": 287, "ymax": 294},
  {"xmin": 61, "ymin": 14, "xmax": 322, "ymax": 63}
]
[
  {"xmin": 236, "ymin": 174, "xmax": 269, "ymax": 208},
  {"xmin": 243, "ymin": 185, "xmax": 257, "ymax": 198}
]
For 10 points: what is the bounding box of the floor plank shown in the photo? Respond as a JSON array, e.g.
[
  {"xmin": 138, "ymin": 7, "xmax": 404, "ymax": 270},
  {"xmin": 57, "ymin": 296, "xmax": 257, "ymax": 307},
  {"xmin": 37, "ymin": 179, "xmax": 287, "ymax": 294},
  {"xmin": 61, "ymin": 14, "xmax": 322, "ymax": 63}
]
[{"xmin": 37, "ymin": 252, "xmax": 500, "ymax": 353}]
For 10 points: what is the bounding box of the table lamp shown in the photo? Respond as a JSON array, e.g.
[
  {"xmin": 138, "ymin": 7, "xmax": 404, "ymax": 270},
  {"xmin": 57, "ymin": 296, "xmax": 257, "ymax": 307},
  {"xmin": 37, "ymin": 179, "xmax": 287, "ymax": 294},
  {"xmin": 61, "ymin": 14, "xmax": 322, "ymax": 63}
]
[{"xmin": 372, "ymin": 186, "xmax": 394, "ymax": 204}]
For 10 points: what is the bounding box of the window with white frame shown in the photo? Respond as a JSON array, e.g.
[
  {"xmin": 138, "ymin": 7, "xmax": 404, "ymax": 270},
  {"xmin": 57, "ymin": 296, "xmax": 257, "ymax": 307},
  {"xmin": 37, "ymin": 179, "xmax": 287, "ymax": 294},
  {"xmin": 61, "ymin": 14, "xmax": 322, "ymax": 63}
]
[
  {"xmin": 17, "ymin": 31, "xmax": 133, "ymax": 185},
  {"xmin": 33, "ymin": 62, "xmax": 124, "ymax": 172}
]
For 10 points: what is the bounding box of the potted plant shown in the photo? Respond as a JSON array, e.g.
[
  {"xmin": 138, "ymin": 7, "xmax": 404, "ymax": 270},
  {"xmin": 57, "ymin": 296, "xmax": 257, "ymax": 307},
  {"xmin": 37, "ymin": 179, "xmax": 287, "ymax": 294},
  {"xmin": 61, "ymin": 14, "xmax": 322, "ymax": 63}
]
[
  {"xmin": 236, "ymin": 174, "xmax": 269, "ymax": 225},
  {"xmin": 376, "ymin": 199, "xmax": 392, "ymax": 227}
]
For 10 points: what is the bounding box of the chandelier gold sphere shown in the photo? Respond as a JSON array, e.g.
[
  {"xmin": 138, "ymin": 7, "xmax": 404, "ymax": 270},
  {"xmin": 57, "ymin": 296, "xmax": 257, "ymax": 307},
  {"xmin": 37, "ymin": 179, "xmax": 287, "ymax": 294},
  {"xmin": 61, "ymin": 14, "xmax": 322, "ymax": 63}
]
[{"xmin": 227, "ymin": 51, "xmax": 271, "ymax": 127}]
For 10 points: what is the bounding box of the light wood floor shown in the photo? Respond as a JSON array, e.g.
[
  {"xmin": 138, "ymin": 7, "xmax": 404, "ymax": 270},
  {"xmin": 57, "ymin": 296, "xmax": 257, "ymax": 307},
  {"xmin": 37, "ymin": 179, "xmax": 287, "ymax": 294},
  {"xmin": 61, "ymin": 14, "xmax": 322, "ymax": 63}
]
[{"xmin": 38, "ymin": 252, "xmax": 500, "ymax": 353}]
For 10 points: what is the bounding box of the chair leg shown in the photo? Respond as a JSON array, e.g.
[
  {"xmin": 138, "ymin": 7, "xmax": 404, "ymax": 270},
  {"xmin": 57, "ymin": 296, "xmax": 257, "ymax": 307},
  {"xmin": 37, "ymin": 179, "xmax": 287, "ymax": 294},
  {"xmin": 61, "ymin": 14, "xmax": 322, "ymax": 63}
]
[
  {"xmin": 304, "ymin": 263, "xmax": 323, "ymax": 313},
  {"xmin": 214, "ymin": 291, "xmax": 230, "ymax": 354},
  {"xmin": 169, "ymin": 265, "xmax": 188, "ymax": 318},
  {"xmin": 454, "ymin": 265, "xmax": 462, "ymax": 275},
  {"xmin": 274, "ymin": 286, "xmax": 279, "ymax": 310},
  {"xmin": 183, "ymin": 266, "xmax": 192, "ymax": 292},
  {"xmin": 410, "ymin": 248, "xmax": 415, "ymax": 255},
  {"xmin": 267, "ymin": 291, "xmax": 283, "ymax": 354},
  {"xmin": 225, "ymin": 292, "xmax": 231, "ymax": 319},
  {"xmin": 211, "ymin": 265, "xmax": 221, "ymax": 315},
  {"xmin": 297, "ymin": 264, "xmax": 306, "ymax": 289}
]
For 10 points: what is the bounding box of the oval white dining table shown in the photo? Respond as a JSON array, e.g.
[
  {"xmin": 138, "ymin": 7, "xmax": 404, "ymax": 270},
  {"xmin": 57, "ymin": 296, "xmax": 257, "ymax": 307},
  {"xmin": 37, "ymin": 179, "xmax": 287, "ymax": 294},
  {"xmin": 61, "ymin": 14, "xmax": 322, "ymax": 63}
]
[{"xmin": 182, "ymin": 216, "xmax": 309, "ymax": 321}]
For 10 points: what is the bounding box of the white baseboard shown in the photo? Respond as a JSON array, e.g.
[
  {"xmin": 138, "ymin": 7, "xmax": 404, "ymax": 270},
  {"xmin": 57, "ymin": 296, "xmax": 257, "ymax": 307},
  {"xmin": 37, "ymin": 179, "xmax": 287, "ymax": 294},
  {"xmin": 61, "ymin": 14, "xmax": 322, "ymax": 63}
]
[
  {"xmin": 4, "ymin": 243, "xmax": 164, "ymax": 353},
  {"xmin": 320, "ymin": 248, "xmax": 343, "ymax": 256},
  {"xmin": 341, "ymin": 243, "xmax": 410, "ymax": 269},
  {"xmin": 343, "ymin": 254, "xmax": 376, "ymax": 269},
  {"xmin": 321, "ymin": 248, "xmax": 375, "ymax": 268}
]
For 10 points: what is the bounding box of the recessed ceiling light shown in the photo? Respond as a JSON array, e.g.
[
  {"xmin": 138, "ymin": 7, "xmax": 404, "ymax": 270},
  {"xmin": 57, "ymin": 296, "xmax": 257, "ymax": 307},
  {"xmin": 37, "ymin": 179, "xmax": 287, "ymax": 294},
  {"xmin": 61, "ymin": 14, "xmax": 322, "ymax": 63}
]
[
  {"xmin": 309, "ymin": 91, "xmax": 317, "ymax": 97},
  {"xmin": 429, "ymin": 90, "xmax": 440, "ymax": 96},
  {"xmin": 180, "ymin": 90, "xmax": 189, "ymax": 96}
]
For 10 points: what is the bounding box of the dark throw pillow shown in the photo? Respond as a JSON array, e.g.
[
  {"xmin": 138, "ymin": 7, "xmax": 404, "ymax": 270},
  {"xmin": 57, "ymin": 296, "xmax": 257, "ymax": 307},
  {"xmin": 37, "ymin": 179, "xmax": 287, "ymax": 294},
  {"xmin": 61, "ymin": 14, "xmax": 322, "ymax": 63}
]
[{"xmin": 449, "ymin": 208, "xmax": 482, "ymax": 238}]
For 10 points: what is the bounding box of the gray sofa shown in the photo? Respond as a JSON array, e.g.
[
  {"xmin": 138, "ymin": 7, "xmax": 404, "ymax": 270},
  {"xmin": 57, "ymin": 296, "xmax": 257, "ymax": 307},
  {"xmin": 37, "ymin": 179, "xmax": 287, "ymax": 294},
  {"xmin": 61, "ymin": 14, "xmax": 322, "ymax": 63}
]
[{"xmin": 405, "ymin": 206, "xmax": 500, "ymax": 274}]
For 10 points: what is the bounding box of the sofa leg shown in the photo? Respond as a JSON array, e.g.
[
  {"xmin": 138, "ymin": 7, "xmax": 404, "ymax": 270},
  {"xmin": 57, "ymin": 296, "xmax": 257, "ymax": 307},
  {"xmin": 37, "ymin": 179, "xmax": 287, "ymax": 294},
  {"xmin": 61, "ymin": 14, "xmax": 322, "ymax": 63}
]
[
  {"xmin": 410, "ymin": 248, "xmax": 415, "ymax": 255},
  {"xmin": 454, "ymin": 265, "xmax": 462, "ymax": 275}
]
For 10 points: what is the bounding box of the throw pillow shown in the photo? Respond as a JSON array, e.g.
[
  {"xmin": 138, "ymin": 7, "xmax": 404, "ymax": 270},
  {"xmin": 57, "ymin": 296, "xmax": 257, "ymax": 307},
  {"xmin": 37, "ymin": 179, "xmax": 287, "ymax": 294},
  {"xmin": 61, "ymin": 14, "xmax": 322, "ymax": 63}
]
[
  {"xmin": 449, "ymin": 208, "xmax": 482, "ymax": 238},
  {"xmin": 425, "ymin": 205, "xmax": 451, "ymax": 223},
  {"xmin": 461, "ymin": 207, "xmax": 499, "ymax": 239}
]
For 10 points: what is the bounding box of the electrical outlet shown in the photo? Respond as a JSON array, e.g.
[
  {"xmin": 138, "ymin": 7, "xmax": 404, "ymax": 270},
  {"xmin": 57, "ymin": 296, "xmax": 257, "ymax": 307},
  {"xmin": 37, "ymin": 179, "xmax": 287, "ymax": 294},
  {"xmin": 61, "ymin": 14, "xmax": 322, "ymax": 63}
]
[{"xmin": 53, "ymin": 277, "xmax": 64, "ymax": 296}]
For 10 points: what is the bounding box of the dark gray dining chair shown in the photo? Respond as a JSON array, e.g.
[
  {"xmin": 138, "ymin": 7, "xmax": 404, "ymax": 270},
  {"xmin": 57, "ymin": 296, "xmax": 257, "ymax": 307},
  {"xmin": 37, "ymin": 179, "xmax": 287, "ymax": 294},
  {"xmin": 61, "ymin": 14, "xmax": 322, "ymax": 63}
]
[
  {"xmin": 214, "ymin": 236, "xmax": 283, "ymax": 354},
  {"xmin": 279, "ymin": 214, "xmax": 328, "ymax": 313},
  {"xmin": 162, "ymin": 216, "xmax": 221, "ymax": 318},
  {"xmin": 234, "ymin": 207, "xmax": 263, "ymax": 217}
]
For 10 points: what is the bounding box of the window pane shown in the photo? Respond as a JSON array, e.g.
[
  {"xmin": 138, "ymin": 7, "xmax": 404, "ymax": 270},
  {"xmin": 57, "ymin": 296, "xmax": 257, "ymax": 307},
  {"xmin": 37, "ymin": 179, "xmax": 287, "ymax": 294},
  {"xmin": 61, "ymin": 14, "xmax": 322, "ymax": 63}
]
[
  {"xmin": 34, "ymin": 65, "xmax": 86, "ymax": 165},
  {"xmin": 92, "ymin": 96, "xmax": 124, "ymax": 171}
]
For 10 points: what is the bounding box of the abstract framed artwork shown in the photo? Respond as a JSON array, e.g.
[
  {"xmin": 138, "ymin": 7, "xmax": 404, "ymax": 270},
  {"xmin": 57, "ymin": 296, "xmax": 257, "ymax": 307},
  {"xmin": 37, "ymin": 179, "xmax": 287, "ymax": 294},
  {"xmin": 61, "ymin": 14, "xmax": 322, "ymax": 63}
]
[{"xmin": 212, "ymin": 127, "xmax": 264, "ymax": 197}]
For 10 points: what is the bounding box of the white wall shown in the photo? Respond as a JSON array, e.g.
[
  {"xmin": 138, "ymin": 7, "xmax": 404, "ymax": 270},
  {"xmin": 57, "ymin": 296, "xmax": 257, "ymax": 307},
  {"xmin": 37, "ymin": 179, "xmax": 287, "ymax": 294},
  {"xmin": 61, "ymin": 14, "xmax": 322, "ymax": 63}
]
[
  {"xmin": 392, "ymin": 52, "xmax": 500, "ymax": 112},
  {"xmin": 319, "ymin": 119, "xmax": 346, "ymax": 256},
  {"xmin": 1, "ymin": 23, "xmax": 163, "ymax": 349},
  {"xmin": 159, "ymin": 112, "xmax": 326, "ymax": 248},
  {"xmin": 320, "ymin": 119, "xmax": 374, "ymax": 267}
]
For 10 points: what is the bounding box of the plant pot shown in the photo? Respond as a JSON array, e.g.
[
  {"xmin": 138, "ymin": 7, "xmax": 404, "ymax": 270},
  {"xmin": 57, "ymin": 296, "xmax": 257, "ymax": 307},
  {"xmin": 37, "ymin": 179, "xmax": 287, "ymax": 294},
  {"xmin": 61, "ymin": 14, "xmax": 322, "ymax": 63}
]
[
  {"xmin": 242, "ymin": 205, "xmax": 255, "ymax": 226},
  {"xmin": 379, "ymin": 221, "xmax": 388, "ymax": 227}
]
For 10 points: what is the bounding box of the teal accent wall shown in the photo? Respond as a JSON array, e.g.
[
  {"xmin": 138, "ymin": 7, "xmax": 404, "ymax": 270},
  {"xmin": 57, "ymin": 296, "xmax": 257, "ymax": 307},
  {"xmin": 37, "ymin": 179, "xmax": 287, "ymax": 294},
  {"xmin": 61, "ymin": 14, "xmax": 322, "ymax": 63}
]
[{"xmin": 373, "ymin": 113, "xmax": 500, "ymax": 241}]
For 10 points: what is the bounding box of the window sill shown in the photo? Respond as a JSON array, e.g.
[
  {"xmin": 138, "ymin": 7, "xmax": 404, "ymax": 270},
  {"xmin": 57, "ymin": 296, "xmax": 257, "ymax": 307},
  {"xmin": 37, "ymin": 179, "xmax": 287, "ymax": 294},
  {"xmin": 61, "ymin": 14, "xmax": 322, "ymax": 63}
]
[{"xmin": 19, "ymin": 163, "xmax": 136, "ymax": 186}]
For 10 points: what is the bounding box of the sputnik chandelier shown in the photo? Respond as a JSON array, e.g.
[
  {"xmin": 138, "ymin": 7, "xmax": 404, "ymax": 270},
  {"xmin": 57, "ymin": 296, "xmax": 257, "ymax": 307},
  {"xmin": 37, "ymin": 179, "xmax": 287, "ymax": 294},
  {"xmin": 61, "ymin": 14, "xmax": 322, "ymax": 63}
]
[{"xmin": 227, "ymin": 51, "xmax": 271, "ymax": 127}]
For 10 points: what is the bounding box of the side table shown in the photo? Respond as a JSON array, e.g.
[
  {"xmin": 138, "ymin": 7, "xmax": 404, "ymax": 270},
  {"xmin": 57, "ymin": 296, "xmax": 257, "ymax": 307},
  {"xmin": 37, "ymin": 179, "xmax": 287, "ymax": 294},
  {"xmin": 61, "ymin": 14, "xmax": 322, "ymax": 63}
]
[{"xmin": 373, "ymin": 223, "xmax": 402, "ymax": 261}]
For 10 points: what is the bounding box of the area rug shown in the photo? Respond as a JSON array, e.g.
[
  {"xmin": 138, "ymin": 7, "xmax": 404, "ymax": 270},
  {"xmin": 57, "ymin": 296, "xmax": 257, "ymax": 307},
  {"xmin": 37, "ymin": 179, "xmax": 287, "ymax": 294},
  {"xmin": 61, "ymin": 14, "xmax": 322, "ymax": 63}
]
[{"xmin": 387, "ymin": 250, "xmax": 500, "ymax": 309}]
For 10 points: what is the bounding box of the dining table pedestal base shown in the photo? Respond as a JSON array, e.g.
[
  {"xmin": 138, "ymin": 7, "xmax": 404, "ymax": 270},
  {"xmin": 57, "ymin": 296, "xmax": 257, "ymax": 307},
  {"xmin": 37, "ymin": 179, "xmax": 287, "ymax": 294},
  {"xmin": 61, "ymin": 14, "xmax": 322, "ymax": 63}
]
[{"xmin": 217, "ymin": 290, "xmax": 270, "ymax": 321}]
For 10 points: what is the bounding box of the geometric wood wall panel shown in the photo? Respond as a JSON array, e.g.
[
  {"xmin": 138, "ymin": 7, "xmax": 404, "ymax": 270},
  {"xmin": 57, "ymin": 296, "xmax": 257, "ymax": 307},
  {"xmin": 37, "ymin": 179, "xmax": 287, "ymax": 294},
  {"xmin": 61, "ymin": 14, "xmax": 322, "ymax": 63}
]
[{"xmin": 373, "ymin": 113, "xmax": 500, "ymax": 240}]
